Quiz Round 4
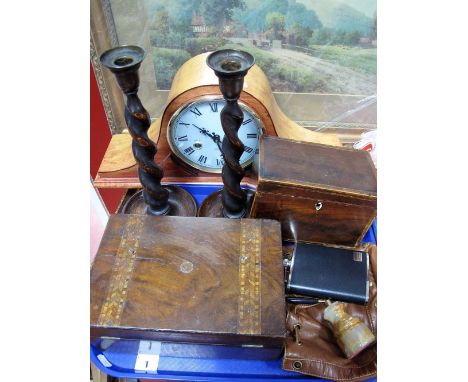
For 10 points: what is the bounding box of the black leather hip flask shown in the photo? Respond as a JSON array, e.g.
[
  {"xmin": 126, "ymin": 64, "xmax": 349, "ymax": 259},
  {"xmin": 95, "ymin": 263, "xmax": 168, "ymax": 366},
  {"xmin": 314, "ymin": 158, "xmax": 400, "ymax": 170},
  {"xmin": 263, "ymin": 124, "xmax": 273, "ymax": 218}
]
[{"xmin": 285, "ymin": 243, "xmax": 369, "ymax": 304}]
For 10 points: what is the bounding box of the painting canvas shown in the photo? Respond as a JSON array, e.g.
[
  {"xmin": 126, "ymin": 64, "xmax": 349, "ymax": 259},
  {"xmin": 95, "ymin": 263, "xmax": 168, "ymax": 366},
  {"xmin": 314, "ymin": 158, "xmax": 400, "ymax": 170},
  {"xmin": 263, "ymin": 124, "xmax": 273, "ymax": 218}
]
[{"xmin": 143, "ymin": 0, "xmax": 376, "ymax": 96}]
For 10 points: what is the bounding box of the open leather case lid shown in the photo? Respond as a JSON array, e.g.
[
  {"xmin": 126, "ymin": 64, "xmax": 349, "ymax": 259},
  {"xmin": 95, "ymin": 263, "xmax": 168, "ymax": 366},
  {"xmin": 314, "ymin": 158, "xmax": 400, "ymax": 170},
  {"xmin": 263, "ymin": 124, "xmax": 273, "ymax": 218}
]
[
  {"xmin": 282, "ymin": 243, "xmax": 377, "ymax": 381},
  {"xmin": 90, "ymin": 214, "xmax": 286, "ymax": 348}
]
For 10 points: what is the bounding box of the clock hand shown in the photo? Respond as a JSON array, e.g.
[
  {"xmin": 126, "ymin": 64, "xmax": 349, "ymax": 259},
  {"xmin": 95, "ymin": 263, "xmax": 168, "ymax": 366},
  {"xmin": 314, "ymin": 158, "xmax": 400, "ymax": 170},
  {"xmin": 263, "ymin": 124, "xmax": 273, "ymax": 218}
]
[
  {"xmin": 192, "ymin": 124, "xmax": 225, "ymax": 158},
  {"xmin": 192, "ymin": 124, "xmax": 222, "ymax": 147},
  {"xmin": 212, "ymin": 133, "xmax": 223, "ymax": 153},
  {"xmin": 192, "ymin": 124, "xmax": 210, "ymax": 136},
  {"xmin": 203, "ymin": 130, "xmax": 224, "ymax": 153},
  {"xmin": 192, "ymin": 124, "xmax": 248, "ymax": 163}
]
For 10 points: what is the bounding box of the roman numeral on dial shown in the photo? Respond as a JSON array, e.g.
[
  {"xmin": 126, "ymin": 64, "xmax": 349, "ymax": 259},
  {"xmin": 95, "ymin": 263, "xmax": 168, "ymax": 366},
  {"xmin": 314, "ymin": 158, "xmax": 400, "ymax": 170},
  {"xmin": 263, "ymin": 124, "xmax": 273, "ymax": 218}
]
[
  {"xmin": 209, "ymin": 102, "xmax": 218, "ymax": 112},
  {"xmin": 179, "ymin": 122, "xmax": 189, "ymax": 126},
  {"xmin": 184, "ymin": 147, "xmax": 195, "ymax": 155},
  {"xmin": 177, "ymin": 135, "xmax": 188, "ymax": 141},
  {"xmin": 216, "ymin": 158, "xmax": 224, "ymax": 166},
  {"xmin": 247, "ymin": 133, "xmax": 257, "ymax": 139},
  {"xmin": 244, "ymin": 146, "xmax": 254, "ymax": 154},
  {"xmin": 190, "ymin": 107, "xmax": 202, "ymax": 116},
  {"xmin": 198, "ymin": 155, "xmax": 208, "ymax": 164},
  {"xmin": 242, "ymin": 118, "xmax": 252, "ymax": 125}
]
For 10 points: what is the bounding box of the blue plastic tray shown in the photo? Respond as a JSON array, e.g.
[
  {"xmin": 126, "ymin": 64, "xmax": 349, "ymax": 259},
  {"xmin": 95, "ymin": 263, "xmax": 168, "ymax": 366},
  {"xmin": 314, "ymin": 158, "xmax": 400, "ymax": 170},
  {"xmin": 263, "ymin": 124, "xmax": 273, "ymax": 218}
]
[{"xmin": 91, "ymin": 184, "xmax": 377, "ymax": 381}]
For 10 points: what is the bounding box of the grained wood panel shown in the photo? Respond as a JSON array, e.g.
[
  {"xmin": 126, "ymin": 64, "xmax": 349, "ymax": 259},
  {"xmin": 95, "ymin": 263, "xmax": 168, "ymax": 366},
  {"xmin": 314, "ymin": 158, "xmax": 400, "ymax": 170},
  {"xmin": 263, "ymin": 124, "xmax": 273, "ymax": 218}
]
[
  {"xmin": 250, "ymin": 136, "xmax": 377, "ymax": 246},
  {"xmin": 258, "ymin": 136, "xmax": 376, "ymax": 196},
  {"xmin": 90, "ymin": 214, "xmax": 285, "ymax": 347},
  {"xmin": 251, "ymin": 192, "xmax": 375, "ymax": 245}
]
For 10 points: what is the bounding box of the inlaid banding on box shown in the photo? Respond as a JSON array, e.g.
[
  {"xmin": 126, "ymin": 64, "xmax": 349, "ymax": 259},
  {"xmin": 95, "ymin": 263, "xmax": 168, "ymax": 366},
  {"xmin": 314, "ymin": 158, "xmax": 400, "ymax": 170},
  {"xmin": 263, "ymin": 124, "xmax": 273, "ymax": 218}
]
[
  {"xmin": 238, "ymin": 219, "xmax": 262, "ymax": 335},
  {"xmin": 97, "ymin": 215, "xmax": 144, "ymax": 326}
]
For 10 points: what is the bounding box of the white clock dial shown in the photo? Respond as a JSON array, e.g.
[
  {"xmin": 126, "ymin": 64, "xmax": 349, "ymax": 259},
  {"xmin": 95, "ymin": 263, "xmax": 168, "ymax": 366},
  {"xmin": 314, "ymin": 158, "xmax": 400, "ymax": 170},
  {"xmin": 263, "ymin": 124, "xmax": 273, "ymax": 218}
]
[{"xmin": 167, "ymin": 97, "xmax": 263, "ymax": 173}]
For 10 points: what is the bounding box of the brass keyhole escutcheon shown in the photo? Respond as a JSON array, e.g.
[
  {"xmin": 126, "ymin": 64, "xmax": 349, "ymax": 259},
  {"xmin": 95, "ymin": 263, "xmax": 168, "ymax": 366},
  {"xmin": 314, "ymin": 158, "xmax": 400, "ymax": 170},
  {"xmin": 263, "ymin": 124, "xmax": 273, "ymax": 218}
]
[{"xmin": 315, "ymin": 201, "xmax": 323, "ymax": 211}]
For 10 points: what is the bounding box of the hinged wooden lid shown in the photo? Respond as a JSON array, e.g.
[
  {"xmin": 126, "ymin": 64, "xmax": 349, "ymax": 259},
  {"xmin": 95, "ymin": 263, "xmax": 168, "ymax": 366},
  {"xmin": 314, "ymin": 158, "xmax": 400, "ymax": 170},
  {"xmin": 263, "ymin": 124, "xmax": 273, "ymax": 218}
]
[
  {"xmin": 91, "ymin": 214, "xmax": 285, "ymax": 347},
  {"xmin": 256, "ymin": 136, "xmax": 377, "ymax": 201}
]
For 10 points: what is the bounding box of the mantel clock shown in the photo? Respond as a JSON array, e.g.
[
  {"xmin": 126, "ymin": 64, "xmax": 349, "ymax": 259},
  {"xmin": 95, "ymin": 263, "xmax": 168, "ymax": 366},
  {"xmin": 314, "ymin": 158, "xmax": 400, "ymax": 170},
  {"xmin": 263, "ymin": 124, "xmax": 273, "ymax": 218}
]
[
  {"xmin": 94, "ymin": 52, "xmax": 341, "ymax": 189},
  {"xmin": 167, "ymin": 97, "xmax": 262, "ymax": 173}
]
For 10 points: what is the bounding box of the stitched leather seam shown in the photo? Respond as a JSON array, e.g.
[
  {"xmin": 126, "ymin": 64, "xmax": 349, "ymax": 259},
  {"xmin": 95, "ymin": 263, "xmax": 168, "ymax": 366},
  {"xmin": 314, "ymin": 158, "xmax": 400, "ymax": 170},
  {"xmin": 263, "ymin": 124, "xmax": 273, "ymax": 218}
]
[
  {"xmin": 283, "ymin": 363, "xmax": 376, "ymax": 382},
  {"xmin": 283, "ymin": 354, "xmax": 377, "ymax": 371},
  {"xmin": 366, "ymin": 246, "xmax": 377, "ymax": 333},
  {"xmin": 294, "ymin": 302, "xmax": 325, "ymax": 314},
  {"xmin": 282, "ymin": 357, "xmax": 376, "ymax": 381},
  {"xmin": 366, "ymin": 298, "xmax": 376, "ymax": 333}
]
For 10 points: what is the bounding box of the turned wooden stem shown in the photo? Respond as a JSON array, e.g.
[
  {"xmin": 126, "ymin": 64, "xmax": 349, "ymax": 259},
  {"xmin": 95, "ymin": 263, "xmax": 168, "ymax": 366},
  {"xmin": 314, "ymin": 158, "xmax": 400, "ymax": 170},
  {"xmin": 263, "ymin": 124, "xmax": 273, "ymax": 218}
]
[
  {"xmin": 100, "ymin": 46, "xmax": 169, "ymax": 215},
  {"xmin": 207, "ymin": 50, "xmax": 255, "ymax": 218},
  {"xmin": 220, "ymin": 87, "xmax": 247, "ymax": 217}
]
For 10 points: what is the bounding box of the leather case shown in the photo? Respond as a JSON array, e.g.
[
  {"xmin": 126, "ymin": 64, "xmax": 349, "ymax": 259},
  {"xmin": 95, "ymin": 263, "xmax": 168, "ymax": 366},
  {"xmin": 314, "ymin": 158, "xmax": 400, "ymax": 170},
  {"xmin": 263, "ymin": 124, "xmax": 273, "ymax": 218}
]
[
  {"xmin": 286, "ymin": 243, "xmax": 369, "ymax": 304},
  {"xmin": 282, "ymin": 243, "xmax": 377, "ymax": 381}
]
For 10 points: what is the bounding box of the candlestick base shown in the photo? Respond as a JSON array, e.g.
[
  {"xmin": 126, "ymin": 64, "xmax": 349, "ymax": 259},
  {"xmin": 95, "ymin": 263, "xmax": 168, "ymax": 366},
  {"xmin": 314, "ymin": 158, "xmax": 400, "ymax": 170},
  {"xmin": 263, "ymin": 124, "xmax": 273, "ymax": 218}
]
[
  {"xmin": 198, "ymin": 189, "xmax": 255, "ymax": 218},
  {"xmin": 122, "ymin": 185, "xmax": 197, "ymax": 217}
]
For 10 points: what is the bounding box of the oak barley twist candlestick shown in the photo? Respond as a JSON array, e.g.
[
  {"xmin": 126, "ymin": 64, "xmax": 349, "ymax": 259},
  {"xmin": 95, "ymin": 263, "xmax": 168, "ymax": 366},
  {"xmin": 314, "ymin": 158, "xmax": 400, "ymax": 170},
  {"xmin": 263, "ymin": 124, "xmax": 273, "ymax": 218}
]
[
  {"xmin": 100, "ymin": 46, "xmax": 196, "ymax": 216},
  {"xmin": 199, "ymin": 49, "xmax": 255, "ymax": 218}
]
